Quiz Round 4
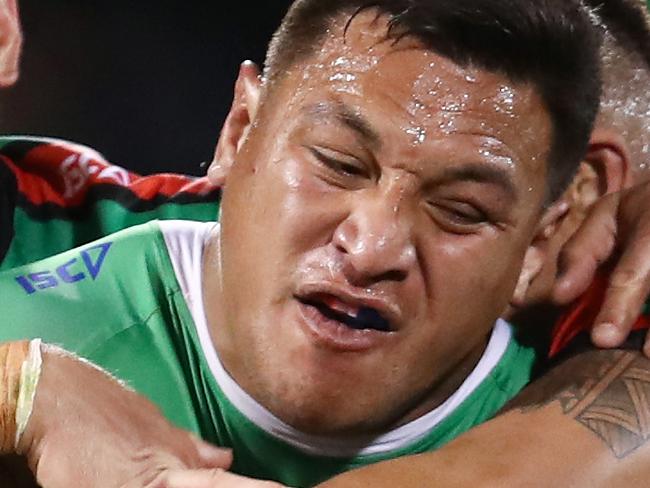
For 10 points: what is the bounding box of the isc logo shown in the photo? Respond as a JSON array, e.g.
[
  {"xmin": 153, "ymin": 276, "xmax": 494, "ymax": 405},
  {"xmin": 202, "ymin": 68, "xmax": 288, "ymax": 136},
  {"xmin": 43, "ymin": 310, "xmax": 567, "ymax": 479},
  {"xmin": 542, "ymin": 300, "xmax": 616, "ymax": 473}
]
[{"xmin": 15, "ymin": 242, "xmax": 112, "ymax": 295}]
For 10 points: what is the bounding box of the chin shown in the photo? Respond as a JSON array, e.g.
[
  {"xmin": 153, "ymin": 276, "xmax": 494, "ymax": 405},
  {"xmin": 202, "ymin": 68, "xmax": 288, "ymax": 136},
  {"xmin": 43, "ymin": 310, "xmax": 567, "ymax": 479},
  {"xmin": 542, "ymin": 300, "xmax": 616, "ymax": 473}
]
[{"xmin": 262, "ymin": 365, "xmax": 395, "ymax": 436}]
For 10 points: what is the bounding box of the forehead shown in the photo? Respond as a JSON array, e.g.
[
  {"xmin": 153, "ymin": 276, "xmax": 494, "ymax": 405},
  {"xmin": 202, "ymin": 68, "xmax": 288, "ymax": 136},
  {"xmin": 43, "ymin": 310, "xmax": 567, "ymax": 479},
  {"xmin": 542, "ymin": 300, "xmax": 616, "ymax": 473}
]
[{"xmin": 266, "ymin": 9, "xmax": 552, "ymax": 185}]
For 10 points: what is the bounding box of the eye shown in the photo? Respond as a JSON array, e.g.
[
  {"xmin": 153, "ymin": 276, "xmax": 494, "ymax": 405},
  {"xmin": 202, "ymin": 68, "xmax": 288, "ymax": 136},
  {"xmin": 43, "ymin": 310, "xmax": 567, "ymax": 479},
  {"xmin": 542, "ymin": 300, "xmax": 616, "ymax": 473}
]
[
  {"xmin": 308, "ymin": 147, "xmax": 369, "ymax": 179},
  {"xmin": 427, "ymin": 200, "xmax": 490, "ymax": 233}
]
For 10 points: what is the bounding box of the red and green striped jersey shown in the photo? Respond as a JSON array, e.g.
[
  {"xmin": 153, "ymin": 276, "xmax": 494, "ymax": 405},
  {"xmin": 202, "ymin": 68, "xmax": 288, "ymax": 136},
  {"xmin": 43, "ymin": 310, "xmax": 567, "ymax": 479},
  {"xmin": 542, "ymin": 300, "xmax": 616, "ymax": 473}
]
[{"xmin": 0, "ymin": 135, "xmax": 221, "ymax": 270}]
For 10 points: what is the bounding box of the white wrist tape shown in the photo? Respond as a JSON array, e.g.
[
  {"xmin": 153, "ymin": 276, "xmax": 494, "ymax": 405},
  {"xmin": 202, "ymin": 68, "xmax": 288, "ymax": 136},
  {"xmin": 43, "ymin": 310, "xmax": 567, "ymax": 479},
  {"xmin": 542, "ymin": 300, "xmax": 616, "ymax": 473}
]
[{"xmin": 15, "ymin": 338, "xmax": 43, "ymax": 448}]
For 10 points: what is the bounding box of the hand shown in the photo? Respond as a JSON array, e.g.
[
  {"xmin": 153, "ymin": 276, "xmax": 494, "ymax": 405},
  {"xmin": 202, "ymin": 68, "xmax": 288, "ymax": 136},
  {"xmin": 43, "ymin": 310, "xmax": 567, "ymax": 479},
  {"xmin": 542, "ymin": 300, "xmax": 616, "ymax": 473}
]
[
  {"xmin": 16, "ymin": 345, "xmax": 233, "ymax": 487},
  {"xmin": 553, "ymin": 182, "xmax": 650, "ymax": 355}
]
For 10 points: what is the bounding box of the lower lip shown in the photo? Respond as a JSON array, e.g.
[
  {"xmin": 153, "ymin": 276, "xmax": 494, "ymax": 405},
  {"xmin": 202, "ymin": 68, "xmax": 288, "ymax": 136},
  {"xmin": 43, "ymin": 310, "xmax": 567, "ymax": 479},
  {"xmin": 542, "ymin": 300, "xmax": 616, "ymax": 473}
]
[{"xmin": 295, "ymin": 300, "xmax": 393, "ymax": 352}]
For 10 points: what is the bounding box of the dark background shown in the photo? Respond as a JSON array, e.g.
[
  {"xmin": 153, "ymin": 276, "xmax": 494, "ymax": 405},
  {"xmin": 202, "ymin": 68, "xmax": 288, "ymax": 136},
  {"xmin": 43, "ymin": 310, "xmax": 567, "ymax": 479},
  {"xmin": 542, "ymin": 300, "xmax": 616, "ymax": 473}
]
[{"xmin": 0, "ymin": 1, "xmax": 293, "ymax": 175}]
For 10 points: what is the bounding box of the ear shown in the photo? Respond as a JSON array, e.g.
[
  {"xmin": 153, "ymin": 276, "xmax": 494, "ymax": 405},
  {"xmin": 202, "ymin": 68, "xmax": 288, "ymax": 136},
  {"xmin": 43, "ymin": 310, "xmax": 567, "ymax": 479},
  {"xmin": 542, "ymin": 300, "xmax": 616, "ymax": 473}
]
[
  {"xmin": 0, "ymin": 0, "xmax": 21, "ymax": 87},
  {"xmin": 510, "ymin": 128, "xmax": 628, "ymax": 308},
  {"xmin": 510, "ymin": 200, "xmax": 570, "ymax": 307},
  {"xmin": 208, "ymin": 60, "xmax": 262, "ymax": 186},
  {"xmin": 583, "ymin": 127, "xmax": 628, "ymax": 194},
  {"xmin": 556, "ymin": 128, "xmax": 628, "ymax": 218}
]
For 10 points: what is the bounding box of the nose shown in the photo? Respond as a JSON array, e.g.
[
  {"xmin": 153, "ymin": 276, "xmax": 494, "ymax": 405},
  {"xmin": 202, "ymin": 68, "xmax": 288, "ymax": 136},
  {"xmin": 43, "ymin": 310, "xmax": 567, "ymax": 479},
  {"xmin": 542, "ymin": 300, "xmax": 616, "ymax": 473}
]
[{"xmin": 332, "ymin": 193, "xmax": 416, "ymax": 286}]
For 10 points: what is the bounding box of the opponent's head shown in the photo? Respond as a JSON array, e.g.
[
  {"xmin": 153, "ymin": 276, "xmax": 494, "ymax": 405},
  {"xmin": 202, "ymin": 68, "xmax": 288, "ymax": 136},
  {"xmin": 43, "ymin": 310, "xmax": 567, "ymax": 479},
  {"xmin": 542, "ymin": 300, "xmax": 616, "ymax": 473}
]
[
  {"xmin": 0, "ymin": 0, "xmax": 21, "ymax": 87},
  {"xmin": 590, "ymin": 0, "xmax": 650, "ymax": 185},
  {"xmin": 204, "ymin": 0, "xmax": 601, "ymax": 436},
  {"xmin": 513, "ymin": 0, "xmax": 650, "ymax": 308}
]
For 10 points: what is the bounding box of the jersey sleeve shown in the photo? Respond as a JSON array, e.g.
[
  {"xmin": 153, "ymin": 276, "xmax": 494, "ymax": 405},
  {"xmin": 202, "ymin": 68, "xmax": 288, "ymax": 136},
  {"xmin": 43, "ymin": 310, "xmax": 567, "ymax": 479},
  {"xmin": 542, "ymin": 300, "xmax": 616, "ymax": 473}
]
[{"xmin": 0, "ymin": 136, "xmax": 221, "ymax": 271}]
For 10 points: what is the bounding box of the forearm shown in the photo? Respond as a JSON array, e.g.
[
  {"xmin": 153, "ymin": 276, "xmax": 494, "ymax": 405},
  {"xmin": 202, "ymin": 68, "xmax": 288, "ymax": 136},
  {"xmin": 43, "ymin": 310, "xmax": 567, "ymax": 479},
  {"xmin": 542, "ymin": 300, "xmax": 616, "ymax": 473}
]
[
  {"xmin": 320, "ymin": 412, "xmax": 608, "ymax": 487},
  {"xmin": 321, "ymin": 348, "xmax": 650, "ymax": 487},
  {"xmin": 0, "ymin": 339, "xmax": 237, "ymax": 488}
]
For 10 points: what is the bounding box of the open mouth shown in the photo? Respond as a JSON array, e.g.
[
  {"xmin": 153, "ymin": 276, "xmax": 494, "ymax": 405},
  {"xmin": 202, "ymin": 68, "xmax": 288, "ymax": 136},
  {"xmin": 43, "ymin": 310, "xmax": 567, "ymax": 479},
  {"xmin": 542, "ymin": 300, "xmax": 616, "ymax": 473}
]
[{"xmin": 298, "ymin": 293, "xmax": 392, "ymax": 332}]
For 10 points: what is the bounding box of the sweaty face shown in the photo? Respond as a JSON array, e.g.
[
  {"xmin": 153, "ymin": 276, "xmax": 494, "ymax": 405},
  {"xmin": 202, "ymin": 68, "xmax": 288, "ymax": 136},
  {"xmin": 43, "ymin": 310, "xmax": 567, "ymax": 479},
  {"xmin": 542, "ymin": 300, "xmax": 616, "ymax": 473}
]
[{"xmin": 205, "ymin": 11, "xmax": 552, "ymax": 435}]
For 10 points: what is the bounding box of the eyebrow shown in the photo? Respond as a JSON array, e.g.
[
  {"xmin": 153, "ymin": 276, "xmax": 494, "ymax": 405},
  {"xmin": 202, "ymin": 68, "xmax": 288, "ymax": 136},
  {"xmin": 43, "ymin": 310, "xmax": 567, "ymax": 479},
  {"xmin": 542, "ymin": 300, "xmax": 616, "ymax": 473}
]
[
  {"xmin": 438, "ymin": 163, "xmax": 518, "ymax": 201},
  {"xmin": 304, "ymin": 101, "xmax": 381, "ymax": 148}
]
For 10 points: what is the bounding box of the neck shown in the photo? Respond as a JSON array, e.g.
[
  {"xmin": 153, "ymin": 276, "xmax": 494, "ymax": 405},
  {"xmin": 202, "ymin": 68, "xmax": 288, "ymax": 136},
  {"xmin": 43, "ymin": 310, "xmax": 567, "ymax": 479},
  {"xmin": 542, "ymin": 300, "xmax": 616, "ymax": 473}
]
[{"xmin": 389, "ymin": 334, "xmax": 489, "ymax": 429}]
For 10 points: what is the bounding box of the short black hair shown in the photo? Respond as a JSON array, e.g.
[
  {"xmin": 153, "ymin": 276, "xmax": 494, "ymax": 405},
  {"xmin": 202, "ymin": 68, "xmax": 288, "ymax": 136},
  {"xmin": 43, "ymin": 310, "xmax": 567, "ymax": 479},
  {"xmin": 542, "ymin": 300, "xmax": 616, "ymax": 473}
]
[
  {"xmin": 265, "ymin": 0, "xmax": 603, "ymax": 203},
  {"xmin": 584, "ymin": 0, "xmax": 650, "ymax": 68},
  {"xmin": 581, "ymin": 0, "xmax": 650, "ymax": 175}
]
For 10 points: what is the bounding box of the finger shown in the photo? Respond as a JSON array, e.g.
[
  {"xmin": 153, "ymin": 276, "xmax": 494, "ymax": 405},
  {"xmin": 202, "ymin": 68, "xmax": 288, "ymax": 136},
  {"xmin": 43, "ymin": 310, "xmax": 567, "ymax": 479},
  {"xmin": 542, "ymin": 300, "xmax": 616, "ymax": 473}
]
[
  {"xmin": 240, "ymin": 59, "xmax": 262, "ymax": 79},
  {"xmin": 188, "ymin": 434, "xmax": 233, "ymax": 469},
  {"xmin": 162, "ymin": 468, "xmax": 284, "ymax": 488},
  {"xmin": 552, "ymin": 194, "xmax": 619, "ymax": 305},
  {"xmin": 591, "ymin": 236, "xmax": 650, "ymax": 348},
  {"xmin": 644, "ymin": 330, "xmax": 650, "ymax": 358}
]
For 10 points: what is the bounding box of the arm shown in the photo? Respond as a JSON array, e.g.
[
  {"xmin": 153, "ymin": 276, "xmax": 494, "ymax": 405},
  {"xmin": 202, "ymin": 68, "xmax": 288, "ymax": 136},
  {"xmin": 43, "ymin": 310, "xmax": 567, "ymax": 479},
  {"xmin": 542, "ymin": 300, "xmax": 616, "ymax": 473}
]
[
  {"xmin": 0, "ymin": 340, "xmax": 286, "ymax": 488},
  {"xmin": 320, "ymin": 347, "xmax": 650, "ymax": 487},
  {"xmin": 0, "ymin": 340, "xmax": 232, "ymax": 488}
]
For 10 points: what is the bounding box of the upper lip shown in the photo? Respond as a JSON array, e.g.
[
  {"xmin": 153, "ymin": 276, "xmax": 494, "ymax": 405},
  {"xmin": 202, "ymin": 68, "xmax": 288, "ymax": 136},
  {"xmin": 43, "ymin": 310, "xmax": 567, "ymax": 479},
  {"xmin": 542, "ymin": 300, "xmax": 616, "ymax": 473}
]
[{"xmin": 294, "ymin": 281, "xmax": 402, "ymax": 332}]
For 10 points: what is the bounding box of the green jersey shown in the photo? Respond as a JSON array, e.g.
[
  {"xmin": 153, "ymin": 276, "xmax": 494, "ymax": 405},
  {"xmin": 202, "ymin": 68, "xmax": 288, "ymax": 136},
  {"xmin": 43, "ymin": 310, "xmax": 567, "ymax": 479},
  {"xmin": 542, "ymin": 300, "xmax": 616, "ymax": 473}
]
[{"xmin": 0, "ymin": 221, "xmax": 536, "ymax": 487}]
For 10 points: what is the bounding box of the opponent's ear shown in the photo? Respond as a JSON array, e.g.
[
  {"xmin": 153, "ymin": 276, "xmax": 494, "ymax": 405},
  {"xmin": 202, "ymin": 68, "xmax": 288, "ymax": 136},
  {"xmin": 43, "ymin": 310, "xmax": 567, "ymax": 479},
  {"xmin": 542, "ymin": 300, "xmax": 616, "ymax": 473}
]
[
  {"xmin": 553, "ymin": 129, "xmax": 627, "ymax": 222},
  {"xmin": 208, "ymin": 60, "xmax": 262, "ymax": 186},
  {"xmin": 510, "ymin": 130, "xmax": 628, "ymax": 309},
  {"xmin": 511, "ymin": 200, "xmax": 570, "ymax": 307},
  {"xmin": 583, "ymin": 127, "xmax": 628, "ymax": 194},
  {"xmin": 0, "ymin": 0, "xmax": 22, "ymax": 87}
]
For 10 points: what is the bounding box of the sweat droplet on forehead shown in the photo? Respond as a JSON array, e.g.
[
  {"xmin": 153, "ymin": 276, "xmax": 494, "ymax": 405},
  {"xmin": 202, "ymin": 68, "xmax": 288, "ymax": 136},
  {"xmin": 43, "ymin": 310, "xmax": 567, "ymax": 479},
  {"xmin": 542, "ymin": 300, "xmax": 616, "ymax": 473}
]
[
  {"xmin": 400, "ymin": 55, "xmax": 529, "ymax": 145},
  {"xmin": 405, "ymin": 126, "xmax": 427, "ymax": 144},
  {"xmin": 329, "ymin": 73, "xmax": 358, "ymax": 83},
  {"xmin": 491, "ymin": 85, "xmax": 517, "ymax": 117},
  {"xmin": 316, "ymin": 49, "xmax": 381, "ymax": 96},
  {"xmin": 477, "ymin": 139, "xmax": 516, "ymax": 169}
]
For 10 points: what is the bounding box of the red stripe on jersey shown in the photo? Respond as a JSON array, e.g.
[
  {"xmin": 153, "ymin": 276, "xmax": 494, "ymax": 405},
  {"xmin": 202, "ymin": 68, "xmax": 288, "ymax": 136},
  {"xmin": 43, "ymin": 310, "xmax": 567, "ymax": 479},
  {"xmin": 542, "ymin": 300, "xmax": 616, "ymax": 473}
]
[
  {"xmin": 6, "ymin": 141, "xmax": 215, "ymax": 207},
  {"xmin": 549, "ymin": 270, "xmax": 650, "ymax": 357}
]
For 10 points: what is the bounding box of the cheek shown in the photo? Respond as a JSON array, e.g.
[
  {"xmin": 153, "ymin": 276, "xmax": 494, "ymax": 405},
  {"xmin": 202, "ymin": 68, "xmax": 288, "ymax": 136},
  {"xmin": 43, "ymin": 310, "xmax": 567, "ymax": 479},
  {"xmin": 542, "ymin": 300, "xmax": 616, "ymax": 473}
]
[
  {"xmin": 271, "ymin": 156, "xmax": 351, "ymax": 239},
  {"xmin": 422, "ymin": 234, "xmax": 528, "ymax": 313},
  {"xmin": 224, "ymin": 155, "xmax": 350, "ymax": 272}
]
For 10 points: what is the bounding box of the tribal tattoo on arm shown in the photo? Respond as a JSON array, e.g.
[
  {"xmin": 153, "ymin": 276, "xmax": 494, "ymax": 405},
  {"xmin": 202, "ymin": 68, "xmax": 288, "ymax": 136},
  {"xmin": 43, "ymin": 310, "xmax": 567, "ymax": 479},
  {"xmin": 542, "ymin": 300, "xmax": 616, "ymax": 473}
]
[{"xmin": 506, "ymin": 348, "xmax": 650, "ymax": 459}]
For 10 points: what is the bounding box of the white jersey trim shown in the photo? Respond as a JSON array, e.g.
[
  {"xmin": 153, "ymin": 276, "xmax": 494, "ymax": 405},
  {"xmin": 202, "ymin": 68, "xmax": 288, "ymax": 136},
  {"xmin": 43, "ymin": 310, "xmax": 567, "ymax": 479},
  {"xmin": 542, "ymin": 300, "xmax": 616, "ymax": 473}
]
[
  {"xmin": 160, "ymin": 219, "xmax": 215, "ymax": 354},
  {"xmin": 162, "ymin": 220, "xmax": 513, "ymax": 458}
]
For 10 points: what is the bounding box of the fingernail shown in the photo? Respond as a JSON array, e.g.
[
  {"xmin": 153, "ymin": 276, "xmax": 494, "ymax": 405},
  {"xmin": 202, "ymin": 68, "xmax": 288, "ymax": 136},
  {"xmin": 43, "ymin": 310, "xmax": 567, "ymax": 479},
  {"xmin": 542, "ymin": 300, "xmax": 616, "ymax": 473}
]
[{"xmin": 594, "ymin": 323, "xmax": 621, "ymax": 346}]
